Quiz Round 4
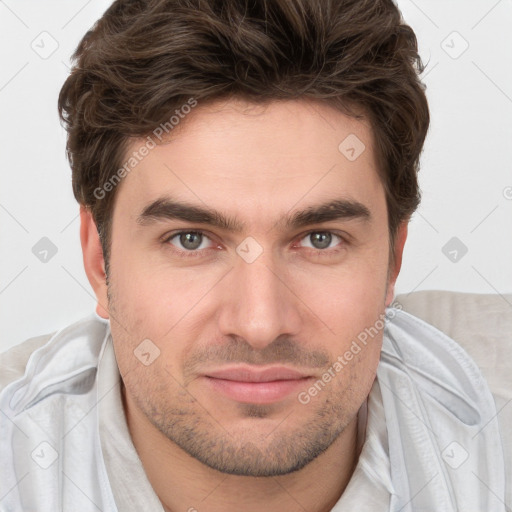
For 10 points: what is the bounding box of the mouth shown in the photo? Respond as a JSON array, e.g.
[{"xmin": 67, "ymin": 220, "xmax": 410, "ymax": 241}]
[{"xmin": 203, "ymin": 366, "xmax": 314, "ymax": 404}]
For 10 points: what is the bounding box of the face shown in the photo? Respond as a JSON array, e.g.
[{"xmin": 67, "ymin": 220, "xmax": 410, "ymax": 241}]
[{"xmin": 97, "ymin": 98, "xmax": 402, "ymax": 477}]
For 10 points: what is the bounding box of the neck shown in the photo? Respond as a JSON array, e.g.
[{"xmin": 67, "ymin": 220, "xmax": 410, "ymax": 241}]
[{"xmin": 124, "ymin": 388, "xmax": 366, "ymax": 512}]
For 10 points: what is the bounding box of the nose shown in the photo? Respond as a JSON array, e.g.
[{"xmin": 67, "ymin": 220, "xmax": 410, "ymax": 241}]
[{"xmin": 217, "ymin": 250, "xmax": 303, "ymax": 351}]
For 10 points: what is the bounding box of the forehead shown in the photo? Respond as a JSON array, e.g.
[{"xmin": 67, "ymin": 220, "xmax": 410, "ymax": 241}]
[{"xmin": 113, "ymin": 98, "xmax": 386, "ymax": 230}]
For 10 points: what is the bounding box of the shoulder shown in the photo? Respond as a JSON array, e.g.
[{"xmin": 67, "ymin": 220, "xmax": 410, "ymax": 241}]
[
  {"xmin": 0, "ymin": 314, "xmax": 111, "ymax": 395},
  {"xmin": 394, "ymin": 290, "xmax": 512, "ymax": 507},
  {"xmin": 0, "ymin": 314, "xmax": 115, "ymax": 511},
  {"xmin": 394, "ymin": 290, "xmax": 512, "ymax": 401},
  {"xmin": 0, "ymin": 333, "xmax": 54, "ymax": 391}
]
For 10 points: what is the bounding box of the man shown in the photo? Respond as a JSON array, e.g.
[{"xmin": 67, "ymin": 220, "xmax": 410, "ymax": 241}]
[{"xmin": 0, "ymin": 0, "xmax": 509, "ymax": 511}]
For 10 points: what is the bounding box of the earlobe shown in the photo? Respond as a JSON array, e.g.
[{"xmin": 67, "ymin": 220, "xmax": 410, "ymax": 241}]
[
  {"xmin": 79, "ymin": 206, "xmax": 110, "ymax": 319},
  {"xmin": 385, "ymin": 222, "xmax": 408, "ymax": 307}
]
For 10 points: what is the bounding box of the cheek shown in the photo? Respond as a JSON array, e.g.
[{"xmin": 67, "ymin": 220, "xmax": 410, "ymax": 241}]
[
  {"xmin": 298, "ymin": 331, "xmax": 381, "ymax": 415},
  {"xmin": 292, "ymin": 258, "xmax": 387, "ymax": 388},
  {"xmin": 107, "ymin": 267, "xmax": 207, "ymax": 384},
  {"xmin": 295, "ymin": 260, "xmax": 388, "ymax": 339},
  {"xmin": 109, "ymin": 248, "xmax": 221, "ymax": 340}
]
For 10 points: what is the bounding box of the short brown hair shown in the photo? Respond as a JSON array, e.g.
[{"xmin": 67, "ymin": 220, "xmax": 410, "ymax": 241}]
[{"xmin": 58, "ymin": 0, "xmax": 429, "ymax": 272}]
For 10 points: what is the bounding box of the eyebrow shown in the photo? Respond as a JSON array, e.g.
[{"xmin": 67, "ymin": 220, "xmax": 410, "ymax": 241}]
[{"xmin": 136, "ymin": 196, "xmax": 371, "ymax": 232}]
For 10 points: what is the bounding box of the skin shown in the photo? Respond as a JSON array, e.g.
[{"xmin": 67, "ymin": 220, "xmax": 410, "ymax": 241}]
[{"xmin": 81, "ymin": 97, "xmax": 407, "ymax": 512}]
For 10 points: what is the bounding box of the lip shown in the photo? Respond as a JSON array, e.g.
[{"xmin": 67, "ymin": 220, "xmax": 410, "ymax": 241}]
[
  {"xmin": 205, "ymin": 366, "xmax": 309, "ymax": 382},
  {"xmin": 203, "ymin": 366, "xmax": 313, "ymax": 404}
]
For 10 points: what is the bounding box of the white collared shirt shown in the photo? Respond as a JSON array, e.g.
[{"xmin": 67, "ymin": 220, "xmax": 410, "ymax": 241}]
[{"xmin": 0, "ymin": 309, "xmax": 509, "ymax": 511}]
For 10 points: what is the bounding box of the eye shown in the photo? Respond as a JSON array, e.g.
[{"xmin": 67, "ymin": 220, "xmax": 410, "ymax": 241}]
[
  {"xmin": 165, "ymin": 231, "xmax": 214, "ymax": 253},
  {"xmin": 298, "ymin": 231, "xmax": 344, "ymax": 251},
  {"xmin": 162, "ymin": 229, "xmax": 347, "ymax": 259}
]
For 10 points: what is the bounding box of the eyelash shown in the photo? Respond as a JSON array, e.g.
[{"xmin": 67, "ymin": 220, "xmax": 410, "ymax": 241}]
[{"xmin": 161, "ymin": 230, "xmax": 348, "ymax": 259}]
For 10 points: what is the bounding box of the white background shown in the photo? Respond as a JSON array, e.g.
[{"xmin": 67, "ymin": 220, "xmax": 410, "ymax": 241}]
[{"xmin": 1, "ymin": 0, "xmax": 511, "ymax": 351}]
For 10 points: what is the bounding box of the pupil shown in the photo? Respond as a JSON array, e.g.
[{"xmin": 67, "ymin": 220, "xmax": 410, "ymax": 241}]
[
  {"xmin": 178, "ymin": 232, "xmax": 332, "ymax": 251},
  {"xmin": 181, "ymin": 232, "xmax": 201, "ymax": 250},
  {"xmin": 312, "ymin": 232, "xmax": 331, "ymax": 249}
]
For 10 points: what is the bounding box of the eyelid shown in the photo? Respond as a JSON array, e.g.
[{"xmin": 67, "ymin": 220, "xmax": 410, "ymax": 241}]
[
  {"xmin": 295, "ymin": 230, "xmax": 345, "ymax": 249},
  {"xmin": 162, "ymin": 228, "xmax": 348, "ymax": 257},
  {"xmin": 162, "ymin": 230, "xmax": 218, "ymax": 251}
]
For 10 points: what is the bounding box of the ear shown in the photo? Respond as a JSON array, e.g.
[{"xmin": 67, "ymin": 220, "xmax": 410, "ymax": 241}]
[
  {"xmin": 80, "ymin": 206, "xmax": 109, "ymax": 319},
  {"xmin": 385, "ymin": 221, "xmax": 408, "ymax": 307}
]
